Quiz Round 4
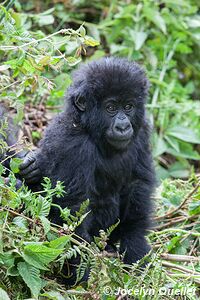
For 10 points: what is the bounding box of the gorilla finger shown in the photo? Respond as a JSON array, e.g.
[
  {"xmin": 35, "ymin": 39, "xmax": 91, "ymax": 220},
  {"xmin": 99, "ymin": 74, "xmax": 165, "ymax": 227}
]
[
  {"xmin": 16, "ymin": 150, "xmax": 29, "ymax": 159},
  {"xmin": 19, "ymin": 163, "xmax": 38, "ymax": 176},
  {"xmin": 19, "ymin": 153, "xmax": 36, "ymax": 170},
  {"xmin": 24, "ymin": 169, "xmax": 40, "ymax": 180},
  {"xmin": 26, "ymin": 176, "xmax": 39, "ymax": 184}
]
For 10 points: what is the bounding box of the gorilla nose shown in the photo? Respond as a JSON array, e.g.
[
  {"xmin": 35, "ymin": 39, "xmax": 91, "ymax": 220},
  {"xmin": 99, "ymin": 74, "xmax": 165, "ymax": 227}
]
[{"xmin": 115, "ymin": 120, "xmax": 131, "ymax": 134}]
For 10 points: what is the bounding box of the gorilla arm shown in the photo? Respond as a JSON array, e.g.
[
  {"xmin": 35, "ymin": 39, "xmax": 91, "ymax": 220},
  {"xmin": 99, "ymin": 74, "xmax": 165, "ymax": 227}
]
[{"xmin": 19, "ymin": 112, "xmax": 66, "ymax": 185}]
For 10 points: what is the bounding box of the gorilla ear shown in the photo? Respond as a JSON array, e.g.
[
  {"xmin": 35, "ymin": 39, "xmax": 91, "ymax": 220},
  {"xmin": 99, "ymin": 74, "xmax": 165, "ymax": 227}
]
[{"xmin": 74, "ymin": 96, "xmax": 86, "ymax": 111}]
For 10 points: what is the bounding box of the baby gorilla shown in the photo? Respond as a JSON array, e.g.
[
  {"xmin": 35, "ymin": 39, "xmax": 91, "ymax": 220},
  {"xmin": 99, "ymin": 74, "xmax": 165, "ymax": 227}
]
[{"xmin": 20, "ymin": 57, "xmax": 155, "ymax": 270}]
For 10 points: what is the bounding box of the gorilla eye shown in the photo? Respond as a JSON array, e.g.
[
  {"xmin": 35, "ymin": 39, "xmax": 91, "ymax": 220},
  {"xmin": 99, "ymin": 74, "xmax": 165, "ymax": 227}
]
[
  {"xmin": 106, "ymin": 104, "xmax": 117, "ymax": 113},
  {"xmin": 124, "ymin": 104, "xmax": 133, "ymax": 111}
]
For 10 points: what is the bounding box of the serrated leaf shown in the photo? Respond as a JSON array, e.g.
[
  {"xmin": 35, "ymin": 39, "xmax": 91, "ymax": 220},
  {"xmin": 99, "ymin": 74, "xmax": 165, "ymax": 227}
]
[
  {"xmin": 39, "ymin": 216, "xmax": 50, "ymax": 234},
  {"xmin": 23, "ymin": 244, "xmax": 63, "ymax": 270},
  {"xmin": 49, "ymin": 235, "xmax": 70, "ymax": 249},
  {"xmin": 17, "ymin": 262, "xmax": 42, "ymax": 298},
  {"xmin": 12, "ymin": 216, "xmax": 28, "ymax": 230},
  {"xmin": 36, "ymin": 197, "xmax": 51, "ymax": 217}
]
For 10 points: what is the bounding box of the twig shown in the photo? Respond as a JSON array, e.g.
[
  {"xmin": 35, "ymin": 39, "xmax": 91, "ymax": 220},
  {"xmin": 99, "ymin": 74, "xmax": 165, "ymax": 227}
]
[
  {"xmin": 167, "ymin": 272, "xmax": 200, "ymax": 285},
  {"xmin": 162, "ymin": 261, "xmax": 200, "ymax": 275},
  {"xmin": 161, "ymin": 253, "xmax": 200, "ymax": 263},
  {"xmin": 154, "ymin": 215, "xmax": 198, "ymax": 230},
  {"xmin": 155, "ymin": 183, "xmax": 200, "ymax": 221},
  {"xmin": 65, "ymin": 290, "xmax": 92, "ymax": 296},
  {"xmin": 151, "ymin": 228, "xmax": 200, "ymax": 237},
  {"xmin": 188, "ymin": 238, "xmax": 198, "ymax": 256},
  {"xmin": 95, "ymin": 251, "xmax": 119, "ymax": 258}
]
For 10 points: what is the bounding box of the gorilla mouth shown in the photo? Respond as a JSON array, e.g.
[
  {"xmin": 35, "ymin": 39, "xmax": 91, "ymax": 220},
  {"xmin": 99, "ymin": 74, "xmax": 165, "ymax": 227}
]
[{"xmin": 107, "ymin": 136, "xmax": 131, "ymax": 149}]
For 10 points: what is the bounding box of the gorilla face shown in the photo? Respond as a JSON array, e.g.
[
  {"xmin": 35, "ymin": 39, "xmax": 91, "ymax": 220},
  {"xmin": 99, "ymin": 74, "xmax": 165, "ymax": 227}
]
[
  {"xmin": 71, "ymin": 57, "xmax": 148, "ymax": 152},
  {"xmin": 104, "ymin": 98, "xmax": 134, "ymax": 150}
]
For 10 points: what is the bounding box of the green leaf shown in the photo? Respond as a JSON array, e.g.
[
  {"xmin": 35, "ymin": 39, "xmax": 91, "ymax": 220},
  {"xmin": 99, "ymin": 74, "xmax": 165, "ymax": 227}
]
[
  {"xmin": 84, "ymin": 36, "xmax": 100, "ymax": 47},
  {"xmin": 164, "ymin": 136, "xmax": 180, "ymax": 153},
  {"xmin": 0, "ymin": 288, "xmax": 10, "ymax": 300},
  {"xmin": 10, "ymin": 158, "xmax": 22, "ymax": 173},
  {"xmin": 22, "ymin": 60, "xmax": 36, "ymax": 73},
  {"xmin": 189, "ymin": 201, "xmax": 200, "ymax": 216},
  {"xmin": 49, "ymin": 235, "xmax": 70, "ymax": 249},
  {"xmin": 0, "ymin": 65, "xmax": 10, "ymax": 71},
  {"xmin": 12, "ymin": 216, "xmax": 28, "ymax": 230},
  {"xmin": 38, "ymin": 56, "xmax": 51, "ymax": 66},
  {"xmin": 41, "ymin": 291, "xmax": 65, "ymax": 300},
  {"xmin": 17, "ymin": 262, "xmax": 42, "ymax": 298},
  {"xmin": 144, "ymin": 7, "xmax": 166, "ymax": 34},
  {"xmin": 23, "ymin": 244, "xmax": 63, "ymax": 270},
  {"xmin": 167, "ymin": 235, "xmax": 182, "ymax": 252},
  {"xmin": 66, "ymin": 56, "xmax": 82, "ymax": 67},
  {"xmin": 36, "ymin": 197, "xmax": 51, "ymax": 217},
  {"xmin": 37, "ymin": 15, "xmax": 54, "ymax": 26},
  {"xmin": 7, "ymin": 265, "xmax": 19, "ymax": 276},
  {"xmin": 79, "ymin": 25, "xmax": 86, "ymax": 37},
  {"xmin": 153, "ymin": 135, "xmax": 167, "ymax": 157},
  {"xmin": 39, "ymin": 216, "xmax": 51, "ymax": 234},
  {"xmin": 187, "ymin": 15, "xmax": 200, "ymax": 28},
  {"xmin": 166, "ymin": 141, "xmax": 200, "ymax": 160},
  {"xmin": 0, "ymin": 253, "xmax": 15, "ymax": 268},
  {"xmin": 168, "ymin": 162, "xmax": 190, "ymax": 178},
  {"xmin": 130, "ymin": 31, "xmax": 148, "ymax": 50},
  {"xmin": 166, "ymin": 126, "xmax": 200, "ymax": 144}
]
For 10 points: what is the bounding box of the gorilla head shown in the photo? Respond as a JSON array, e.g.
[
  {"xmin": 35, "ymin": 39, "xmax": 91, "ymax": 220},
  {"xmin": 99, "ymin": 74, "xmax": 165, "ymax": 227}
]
[{"xmin": 66, "ymin": 57, "xmax": 149, "ymax": 151}]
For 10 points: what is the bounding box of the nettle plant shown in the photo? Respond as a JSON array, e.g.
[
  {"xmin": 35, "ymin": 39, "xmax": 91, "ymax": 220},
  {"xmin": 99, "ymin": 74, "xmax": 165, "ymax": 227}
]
[{"xmin": 0, "ymin": 4, "xmax": 99, "ymax": 106}]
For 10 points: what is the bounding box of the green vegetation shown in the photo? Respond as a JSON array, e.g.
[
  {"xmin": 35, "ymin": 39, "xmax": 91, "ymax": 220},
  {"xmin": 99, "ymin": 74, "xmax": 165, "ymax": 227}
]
[{"xmin": 0, "ymin": 1, "xmax": 199, "ymax": 299}]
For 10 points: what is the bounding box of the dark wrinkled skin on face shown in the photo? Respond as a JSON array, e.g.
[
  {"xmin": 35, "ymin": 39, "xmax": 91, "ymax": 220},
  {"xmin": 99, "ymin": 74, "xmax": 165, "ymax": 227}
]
[{"xmin": 17, "ymin": 57, "xmax": 155, "ymax": 285}]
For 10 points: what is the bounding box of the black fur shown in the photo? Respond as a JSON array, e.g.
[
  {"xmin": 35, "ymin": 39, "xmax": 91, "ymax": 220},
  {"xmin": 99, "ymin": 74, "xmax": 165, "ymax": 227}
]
[{"xmin": 22, "ymin": 57, "xmax": 155, "ymax": 267}]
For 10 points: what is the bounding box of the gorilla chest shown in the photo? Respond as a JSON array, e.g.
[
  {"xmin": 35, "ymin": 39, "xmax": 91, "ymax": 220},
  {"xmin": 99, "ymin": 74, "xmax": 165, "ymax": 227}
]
[
  {"xmin": 89, "ymin": 193, "xmax": 120, "ymax": 234},
  {"xmin": 88, "ymin": 167, "xmax": 132, "ymax": 231},
  {"xmin": 94, "ymin": 163, "xmax": 132, "ymax": 194}
]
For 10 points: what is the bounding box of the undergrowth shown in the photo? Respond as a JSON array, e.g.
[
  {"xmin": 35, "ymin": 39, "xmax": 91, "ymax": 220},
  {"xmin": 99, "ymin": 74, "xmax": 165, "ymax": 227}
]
[{"xmin": 0, "ymin": 164, "xmax": 199, "ymax": 299}]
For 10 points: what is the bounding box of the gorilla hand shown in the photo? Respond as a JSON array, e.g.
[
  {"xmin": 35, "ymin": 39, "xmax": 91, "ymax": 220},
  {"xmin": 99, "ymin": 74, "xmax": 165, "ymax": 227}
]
[{"xmin": 19, "ymin": 151, "xmax": 41, "ymax": 184}]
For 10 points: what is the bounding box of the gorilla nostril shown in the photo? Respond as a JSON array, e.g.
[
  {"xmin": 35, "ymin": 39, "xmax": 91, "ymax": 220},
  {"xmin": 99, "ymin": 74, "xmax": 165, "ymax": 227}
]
[
  {"xmin": 115, "ymin": 123, "xmax": 131, "ymax": 133},
  {"xmin": 124, "ymin": 123, "xmax": 131, "ymax": 131}
]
